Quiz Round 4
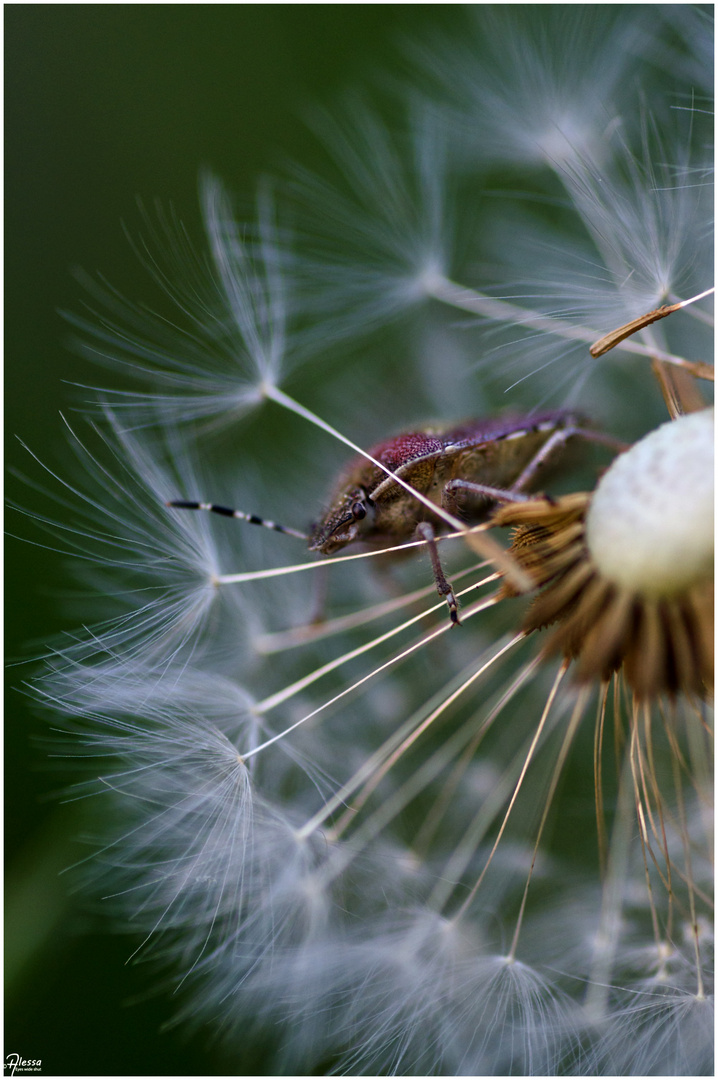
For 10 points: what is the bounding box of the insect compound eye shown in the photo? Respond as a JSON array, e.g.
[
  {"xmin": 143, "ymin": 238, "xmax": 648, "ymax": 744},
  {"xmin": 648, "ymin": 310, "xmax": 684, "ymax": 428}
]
[{"xmin": 351, "ymin": 500, "xmax": 367, "ymax": 521}]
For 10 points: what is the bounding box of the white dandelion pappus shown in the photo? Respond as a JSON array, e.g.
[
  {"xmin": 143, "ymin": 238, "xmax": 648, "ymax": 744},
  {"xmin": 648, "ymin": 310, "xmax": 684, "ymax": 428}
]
[
  {"xmin": 66, "ymin": 177, "xmax": 297, "ymax": 430},
  {"xmin": 288, "ymin": 97, "xmax": 455, "ymax": 346},
  {"xmin": 409, "ymin": 6, "xmax": 654, "ymax": 172}
]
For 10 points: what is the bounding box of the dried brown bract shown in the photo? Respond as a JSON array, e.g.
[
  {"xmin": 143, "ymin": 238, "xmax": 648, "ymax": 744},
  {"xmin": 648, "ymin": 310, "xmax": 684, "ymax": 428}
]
[{"xmin": 495, "ymin": 410, "xmax": 714, "ymax": 701}]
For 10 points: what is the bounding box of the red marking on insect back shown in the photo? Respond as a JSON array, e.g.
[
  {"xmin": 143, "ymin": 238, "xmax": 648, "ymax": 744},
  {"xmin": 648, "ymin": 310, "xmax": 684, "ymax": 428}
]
[
  {"xmin": 360, "ymin": 412, "xmax": 576, "ymax": 478},
  {"xmin": 367, "ymin": 431, "xmax": 445, "ymax": 472}
]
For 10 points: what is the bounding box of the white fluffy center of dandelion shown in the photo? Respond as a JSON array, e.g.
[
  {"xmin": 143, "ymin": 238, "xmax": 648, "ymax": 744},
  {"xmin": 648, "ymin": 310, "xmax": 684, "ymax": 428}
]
[{"xmin": 586, "ymin": 408, "xmax": 714, "ymax": 597}]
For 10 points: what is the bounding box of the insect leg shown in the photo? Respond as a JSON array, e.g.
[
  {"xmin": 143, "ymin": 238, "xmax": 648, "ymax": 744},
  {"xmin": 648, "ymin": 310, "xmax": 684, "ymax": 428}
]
[
  {"xmin": 167, "ymin": 501, "xmax": 308, "ymax": 540},
  {"xmin": 509, "ymin": 427, "xmax": 627, "ymax": 493},
  {"xmin": 415, "ymin": 521, "xmax": 460, "ymax": 625},
  {"xmin": 442, "ymin": 426, "xmax": 627, "ymax": 510},
  {"xmin": 443, "ymin": 480, "xmax": 532, "ymax": 509}
]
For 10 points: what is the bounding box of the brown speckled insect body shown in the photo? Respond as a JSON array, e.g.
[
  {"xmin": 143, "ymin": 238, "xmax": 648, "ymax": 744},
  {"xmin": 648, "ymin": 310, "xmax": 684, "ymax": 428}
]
[
  {"xmin": 309, "ymin": 411, "xmax": 583, "ymax": 555},
  {"xmin": 169, "ymin": 409, "xmax": 603, "ymax": 622}
]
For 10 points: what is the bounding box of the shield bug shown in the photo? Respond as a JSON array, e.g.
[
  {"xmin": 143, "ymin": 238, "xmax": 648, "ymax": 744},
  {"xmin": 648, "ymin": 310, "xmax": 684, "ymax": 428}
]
[{"xmin": 169, "ymin": 409, "xmax": 620, "ymax": 623}]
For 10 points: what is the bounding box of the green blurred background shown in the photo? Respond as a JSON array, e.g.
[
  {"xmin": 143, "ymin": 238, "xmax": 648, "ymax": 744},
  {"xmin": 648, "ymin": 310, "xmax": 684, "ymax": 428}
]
[{"xmin": 5, "ymin": 6, "xmax": 455, "ymax": 1074}]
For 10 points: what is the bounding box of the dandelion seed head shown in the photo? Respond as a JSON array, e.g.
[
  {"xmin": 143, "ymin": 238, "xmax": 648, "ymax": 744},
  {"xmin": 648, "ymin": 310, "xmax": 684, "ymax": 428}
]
[
  {"xmin": 586, "ymin": 408, "xmax": 714, "ymax": 596},
  {"xmin": 23, "ymin": 5, "xmax": 713, "ymax": 1075}
]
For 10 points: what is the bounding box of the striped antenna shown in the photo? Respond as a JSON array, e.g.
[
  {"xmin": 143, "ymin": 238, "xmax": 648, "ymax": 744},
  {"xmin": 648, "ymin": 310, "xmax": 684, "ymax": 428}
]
[{"xmin": 167, "ymin": 501, "xmax": 309, "ymax": 541}]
